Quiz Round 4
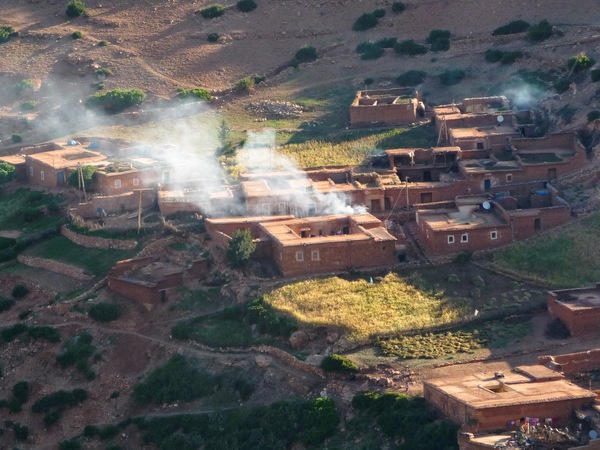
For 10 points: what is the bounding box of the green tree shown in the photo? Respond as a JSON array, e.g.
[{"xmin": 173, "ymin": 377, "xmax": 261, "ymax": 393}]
[
  {"xmin": 68, "ymin": 165, "xmax": 96, "ymax": 189},
  {"xmin": 0, "ymin": 162, "xmax": 16, "ymax": 184},
  {"xmin": 66, "ymin": 0, "xmax": 86, "ymax": 18},
  {"xmin": 226, "ymin": 229, "xmax": 256, "ymax": 268}
]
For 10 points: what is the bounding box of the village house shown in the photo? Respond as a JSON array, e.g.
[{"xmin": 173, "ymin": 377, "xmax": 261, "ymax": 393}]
[
  {"xmin": 432, "ymin": 96, "xmax": 513, "ymax": 135},
  {"xmin": 547, "ymin": 283, "xmax": 600, "ymax": 337},
  {"xmin": 349, "ymin": 87, "xmax": 423, "ymax": 127}
]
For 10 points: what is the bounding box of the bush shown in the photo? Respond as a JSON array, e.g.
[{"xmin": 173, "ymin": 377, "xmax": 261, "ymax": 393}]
[
  {"xmin": 0, "ymin": 297, "xmax": 15, "ymax": 312},
  {"xmin": 394, "ymin": 39, "xmax": 428, "ymax": 56},
  {"xmin": 485, "ymin": 48, "xmax": 503, "ymax": 63},
  {"xmin": 236, "ymin": 76, "xmax": 255, "ymax": 93},
  {"xmin": 373, "ymin": 8, "xmax": 386, "ymax": 18},
  {"xmin": 176, "ymin": 87, "xmax": 212, "ymax": 101},
  {"xmin": 233, "ymin": 378, "xmax": 255, "ymax": 401},
  {"xmin": 528, "ymin": 19, "xmax": 553, "ymax": 42},
  {"xmin": 56, "ymin": 332, "xmax": 95, "ymax": 368},
  {"xmin": 226, "ymin": 229, "xmax": 256, "ymax": 267},
  {"xmin": 430, "ymin": 37, "xmax": 450, "ymax": 52},
  {"xmin": 88, "ymin": 302, "xmax": 120, "ymax": 322},
  {"xmin": 440, "ymin": 68, "xmax": 465, "ymax": 85},
  {"xmin": 20, "ymin": 100, "xmax": 37, "ymax": 111},
  {"xmin": 32, "ymin": 388, "xmax": 88, "ymax": 413},
  {"xmin": 237, "ymin": 0, "xmax": 257, "ymax": 12},
  {"xmin": 0, "ymin": 323, "xmax": 28, "ymax": 342},
  {"xmin": 0, "ymin": 26, "xmax": 15, "ymax": 44},
  {"xmin": 0, "ymin": 162, "xmax": 16, "ymax": 184},
  {"xmin": 66, "ymin": 0, "xmax": 86, "ymax": 18},
  {"xmin": 427, "ymin": 29, "xmax": 451, "ymax": 52},
  {"xmin": 95, "ymin": 67, "xmax": 113, "ymax": 78},
  {"xmin": 554, "ymin": 78, "xmax": 571, "ymax": 94},
  {"xmin": 353, "ymin": 13, "xmax": 378, "ymax": 31},
  {"xmin": 72, "ymin": 30, "xmax": 83, "ymax": 39},
  {"xmin": 13, "ymin": 423, "xmax": 29, "ymax": 441},
  {"xmin": 320, "ymin": 354, "xmax": 358, "ymax": 372},
  {"xmin": 246, "ymin": 298, "xmax": 297, "ymax": 336},
  {"xmin": 587, "ymin": 110, "xmax": 600, "ymax": 122},
  {"xmin": 27, "ymin": 326, "xmax": 60, "ymax": 342},
  {"xmin": 84, "ymin": 424, "xmax": 99, "ymax": 437},
  {"xmin": 13, "ymin": 381, "xmax": 30, "ymax": 404},
  {"xmin": 45, "ymin": 409, "xmax": 62, "ymax": 426},
  {"xmin": 68, "ymin": 164, "xmax": 96, "ymax": 189},
  {"xmin": 364, "ymin": 77, "xmax": 374, "ymax": 85},
  {"xmin": 392, "ymin": 2, "xmax": 406, "ymax": 13},
  {"xmin": 492, "ymin": 20, "xmax": 530, "ymax": 36},
  {"xmin": 98, "ymin": 424, "xmax": 120, "ymax": 440},
  {"xmin": 12, "ymin": 133, "xmax": 22, "ymax": 143},
  {"xmin": 200, "ymin": 4, "xmax": 225, "ymax": 19},
  {"xmin": 59, "ymin": 440, "xmax": 82, "ymax": 450},
  {"xmin": 375, "ymin": 37, "xmax": 397, "ymax": 49},
  {"xmin": 359, "ymin": 44, "xmax": 384, "ymax": 60},
  {"xmin": 86, "ymin": 88, "xmax": 146, "ymax": 113},
  {"xmin": 591, "ymin": 69, "xmax": 600, "ymax": 83},
  {"xmin": 397, "ymin": 69, "xmax": 426, "ymax": 85},
  {"xmin": 207, "ymin": 32, "xmax": 219, "ymax": 42},
  {"xmin": 12, "ymin": 283, "xmax": 29, "ymax": 298},
  {"xmin": 295, "ymin": 45, "xmax": 318, "ymax": 63},
  {"xmin": 98, "ymin": 39, "xmax": 109, "ymax": 46},
  {"xmin": 15, "ymin": 79, "xmax": 34, "ymax": 93},
  {"xmin": 567, "ymin": 53, "xmax": 595, "ymax": 73},
  {"xmin": 500, "ymin": 50, "xmax": 523, "ymax": 64}
]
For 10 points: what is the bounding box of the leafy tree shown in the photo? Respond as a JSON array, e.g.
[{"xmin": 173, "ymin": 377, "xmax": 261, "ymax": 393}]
[
  {"xmin": 226, "ymin": 229, "xmax": 256, "ymax": 268},
  {"xmin": 68, "ymin": 165, "xmax": 96, "ymax": 189},
  {"xmin": 397, "ymin": 70, "xmax": 427, "ymax": 86},
  {"xmin": 86, "ymin": 88, "xmax": 146, "ymax": 113},
  {"xmin": 0, "ymin": 162, "xmax": 16, "ymax": 184},
  {"xmin": 66, "ymin": 0, "xmax": 86, "ymax": 18},
  {"xmin": 235, "ymin": 76, "xmax": 255, "ymax": 93},
  {"xmin": 353, "ymin": 13, "xmax": 378, "ymax": 31},
  {"xmin": 567, "ymin": 53, "xmax": 595, "ymax": 73},
  {"xmin": 200, "ymin": 4, "xmax": 225, "ymax": 19}
]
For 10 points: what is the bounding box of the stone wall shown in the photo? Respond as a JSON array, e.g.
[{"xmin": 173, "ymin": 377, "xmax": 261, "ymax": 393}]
[
  {"xmin": 17, "ymin": 255, "xmax": 92, "ymax": 281},
  {"xmin": 61, "ymin": 226, "xmax": 138, "ymax": 250},
  {"xmin": 539, "ymin": 349, "xmax": 600, "ymax": 375},
  {"xmin": 74, "ymin": 190, "xmax": 155, "ymax": 218}
]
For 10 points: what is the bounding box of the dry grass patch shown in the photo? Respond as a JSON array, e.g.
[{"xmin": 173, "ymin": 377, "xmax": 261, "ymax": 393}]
[{"xmin": 264, "ymin": 273, "xmax": 469, "ymax": 346}]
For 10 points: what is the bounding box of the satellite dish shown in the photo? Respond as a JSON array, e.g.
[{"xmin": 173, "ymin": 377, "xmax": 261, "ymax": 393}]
[
  {"xmin": 497, "ymin": 115, "xmax": 505, "ymax": 123},
  {"xmin": 482, "ymin": 201, "xmax": 491, "ymax": 210},
  {"xmin": 590, "ymin": 430, "xmax": 598, "ymax": 440}
]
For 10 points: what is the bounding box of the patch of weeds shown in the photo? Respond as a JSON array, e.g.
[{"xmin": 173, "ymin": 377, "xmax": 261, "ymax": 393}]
[{"xmin": 320, "ymin": 354, "xmax": 358, "ymax": 372}]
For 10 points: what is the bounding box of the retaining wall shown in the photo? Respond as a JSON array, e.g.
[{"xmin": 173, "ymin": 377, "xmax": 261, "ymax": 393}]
[
  {"xmin": 61, "ymin": 225, "xmax": 137, "ymax": 250},
  {"xmin": 17, "ymin": 255, "xmax": 92, "ymax": 281}
]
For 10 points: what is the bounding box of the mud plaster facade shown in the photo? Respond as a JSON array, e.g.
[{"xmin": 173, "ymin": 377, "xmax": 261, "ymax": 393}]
[
  {"xmin": 539, "ymin": 348, "xmax": 600, "ymax": 375},
  {"xmin": 349, "ymin": 88, "xmax": 422, "ymax": 127},
  {"xmin": 547, "ymin": 284, "xmax": 600, "ymax": 337}
]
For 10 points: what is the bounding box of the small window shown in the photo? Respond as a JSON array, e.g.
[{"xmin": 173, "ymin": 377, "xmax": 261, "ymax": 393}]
[
  {"xmin": 506, "ymin": 174, "xmax": 513, "ymax": 183},
  {"xmin": 476, "ymin": 142, "xmax": 484, "ymax": 150},
  {"xmin": 461, "ymin": 233, "xmax": 469, "ymax": 243},
  {"xmin": 295, "ymin": 251, "xmax": 304, "ymax": 262},
  {"xmin": 29, "ymin": 166, "xmax": 33, "ymax": 176},
  {"xmin": 311, "ymin": 250, "xmax": 320, "ymax": 261},
  {"xmin": 115, "ymin": 179, "xmax": 121, "ymax": 188},
  {"xmin": 490, "ymin": 231, "xmax": 498, "ymax": 240},
  {"xmin": 447, "ymin": 235, "xmax": 455, "ymax": 244},
  {"xmin": 40, "ymin": 171, "xmax": 45, "ymax": 181},
  {"xmin": 133, "ymin": 178, "xmax": 140, "ymax": 186}
]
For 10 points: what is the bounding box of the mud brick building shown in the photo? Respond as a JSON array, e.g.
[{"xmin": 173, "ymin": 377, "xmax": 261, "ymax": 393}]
[
  {"xmin": 540, "ymin": 348, "xmax": 600, "ymax": 375},
  {"xmin": 0, "ymin": 154, "xmax": 27, "ymax": 180},
  {"xmin": 433, "ymin": 96, "xmax": 512, "ymax": 135},
  {"xmin": 547, "ymin": 284, "xmax": 600, "ymax": 336},
  {"xmin": 349, "ymin": 88, "xmax": 423, "ymax": 127},
  {"xmin": 424, "ymin": 366, "xmax": 596, "ymax": 433}
]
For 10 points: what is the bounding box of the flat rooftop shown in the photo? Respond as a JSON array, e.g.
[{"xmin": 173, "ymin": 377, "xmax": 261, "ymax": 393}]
[
  {"xmin": 206, "ymin": 215, "xmax": 294, "ymax": 225},
  {"xmin": 385, "ymin": 146, "xmax": 461, "ymax": 156},
  {"xmin": 425, "ymin": 370, "xmax": 596, "ymax": 410},
  {"xmin": 449, "ymin": 126, "xmax": 519, "ymax": 139},
  {"xmin": 0, "ymin": 155, "xmax": 26, "ymax": 165},
  {"xmin": 26, "ymin": 147, "xmax": 107, "ymax": 169},
  {"xmin": 459, "ymin": 159, "xmax": 522, "ymax": 173},
  {"xmin": 551, "ymin": 285, "xmax": 600, "ymax": 310}
]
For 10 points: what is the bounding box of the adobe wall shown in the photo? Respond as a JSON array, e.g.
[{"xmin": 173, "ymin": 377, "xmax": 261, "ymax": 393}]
[
  {"xmin": 17, "ymin": 255, "xmax": 93, "ymax": 281},
  {"xmin": 350, "ymin": 92, "xmax": 418, "ymax": 126},
  {"xmin": 108, "ymin": 277, "xmax": 162, "ymax": 310},
  {"xmin": 509, "ymin": 206, "xmax": 571, "ymax": 240},
  {"xmin": 450, "ymin": 132, "xmax": 520, "ymax": 151},
  {"xmin": 418, "ymin": 222, "xmax": 512, "ymax": 255},
  {"xmin": 75, "ymin": 190, "xmax": 155, "ymax": 218},
  {"xmin": 61, "ymin": 226, "xmax": 138, "ymax": 250},
  {"xmin": 540, "ymin": 349, "xmax": 600, "ymax": 374},
  {"xmin": 26, "ymin": 159, "xmax": 62, "ymax": 188},
  {"xmin": 382, "ymin": 180, "xmax": 478, "ymax": 208},
  {"xmin": 274, "ymin": 239, "xmax": 396, "ymax": 277},
  {"xmin": 95, "ymin": 167, "xmax": 161, "ymax": 195},
  {"xmin": 185, "ymin": 259, "xmax": 209, "ymax": 280},
  {"xmin": 512, "ymin": 133, "xmax": 577, "ymax": 151},
  {"xmin": 517, "ymin": 150, "xmax": 588, "ymax": 180},
  {"xmin": 547, "ymin": 295, "xmax": 600, "ymax": 337},
  {"xmin": 158, "ymin": 199, "xmax": 201, "ymax": 216},
  {"xmin": 19, "ymin": 142, "xmax": 62, "ymax": 155}
]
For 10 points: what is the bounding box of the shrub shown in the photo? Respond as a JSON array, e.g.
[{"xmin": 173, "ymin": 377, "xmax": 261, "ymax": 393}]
[
  {"xmin": 1, "ymin": 323, "xmax": 28, "ymax": 342},
  {"xmin": 246, "ymin": 298, "xmax": 297, "ymax": 336},
  {"xmin": 364, "ymin": 77, "xmax": 374, "ymax": 85},
  {"xmin": 233, "ymin": 378, "xmax": 255, "ymax": 401},
  {"xmin": 591, "ymin": 69, "xmax": 600, "ymax": 82},
  {"xmin": 492, "ymin": 20, "xmax": 530, "ymax": 36},
  {"xmin": 12, "ymin": 133, "xmax": 22, "ymax": 143},
  {"xmin": 430, "ymin": 37, "xmax": 450, "ymax": 52},
  {"xmin": 200, "ymin": 4, "xmax": 225, "ymax": 19},
  {"xmin": 500, "ymin": 50, "xmax": 523, "ymax": 64},
  {"xmin": 13, "ymin": 381, "xmax": 30, "ymax": 404},
  {"xmin": 68, "ymin": 164, "xmax": 96, "ymax": 188},
  {"xmin": 59, "ymin": 440, "xmax": 82, "ymax": 450},
  {"xmin": 588, "ymin": 110, "xmax": 600, "ymax": 122},
  {"xmin": 0, "ymin": 162, "xmax": 16, "ymax": 183},
  {"xmin": 554, "ymin": 78, "xmax": 571, "ymax": 94},
  {"xmin": 0, "ymin": 26, "xmax": 15, "ymax": 44},
  {"xmin": 427, "ymin": 29, "xmax": 451, "ymax": 52},
  {"xmin": 294, "ymin": 45, "xmax": 318, "ymax": 63},
  {"xmin": 86, "ymin": 88, "xmax": 146, "ymax": 113},
  {"xmin": 56, "ymin": 332, "xmax": 95, "ymax": 368},
  {"xmin": 226, "ymin": 229, "xmax": 256, "ymax": 267},
  {"xmin": 176, "ymin": 87, "xmax": 212, "ymax": 101},
  {"xmin": 207, "ymin": 32, "xmax": 219, "ymax": 42},
  {"xmin": 32, "ymin": 388, "xmax": 88, "ymax": 413},
  {"xmin": 440, "ymin": 68, "xmax": 465, "ymax": 85},
  {"xmin": 98, "ymin": 39, "xmax": 109, "ymax": 46},
  {"xmin": 72, "ymin": 30, "xmax": 83, "ymax": 39},
  {"xmin": 94, "ymin": 82, "xmax": 105, "ymax": 90},
  {"xmin": 236, "ymin": 76, "xmax": 255, "ymax": 93},
  {"xmin": 98, "ymin": 424, "xmax": 120, "ymax": 440},
  {"xmin": 392, "ymin": 2, "xmax": 406, "ymax": 13},
  {"xmin": 84, "ymin": 424, "xmax": 99, "ymax": 437},
  {"xmin": 360, "ymin": 44, "xmax": 384, "ymax": 60},
  {"xmin": 237, "ymin": 0, "xmax": 257, "ymax": 12},
  {"xmin": 20, "ymin": 100, "xmax": 37, "ymax": 111},
  {"xmin": 320, "ymin": 354, "xmax": 358, "ymax": 372},
  {"xmin": 373, "ymin": 8, "xmax": 386, "ymax": 18},
  {"xmin": 528, "ymin": 19, "xmax": 553, "ymax": 42},
  {"xmin": 45, "ymin": 409, "xmax": 62, "ymax": 426},
  {"xmin": 375, "ymin": 37, "xmax": 397, "ymax": 48},
  {"xmin": 353, "ymin": 13, "xmax": 378, "ymax": 31},
  {"xmin": 0, "ymin": 297, "xmax": 15, "ymax": 312},
  {"xmin": 27, "ymin": 326, "xmax": 60, "ymax": 342},
  {"xmin": 15, "ymin": 79, "xmax": 34, "ymax": 93},
  {"xmin": 88, "ymin": 302, "xmax": 120, "ymax": 322},
  {"xmin": 66, "ymin": 0, "xmax": 86, "ymax": 18},
  {"xmin": 567, "ymin": 53, "xmax": 595, "ymax": 73},
  {"xmin": 95, "ymin": 67, "xmax": 113, "ymax": 78},
  {"xmin": 13, "ymin": 423, "xmax": 29, "ymax": 441},
  {"xmin": 394, "ymin": 40, "xmax": 428, "ymax": 56},
  {"xmin": 12, "ymin": 283, "xmax": 29, "ymax": 298},
  {"xmin": 485, "ymin": 48, "xmax": 503, "ymax": 63}
]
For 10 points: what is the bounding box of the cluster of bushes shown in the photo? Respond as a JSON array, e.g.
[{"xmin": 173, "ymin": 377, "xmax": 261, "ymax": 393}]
[
  {"xmin": 88, "ymin": 302, "xmax": 120, "ymax": 322},
  {"xmin": 32, "ymin": 388, "xmax": 88, "ymax": 427},
  {"xmin": 86, "ymin": 88, "xmax": 146, "ymax": 113},
  {"xmin": 427, "ymin": 29, "xmax": 451, "ymax": 52},
  {"xmin": 66, "ymin": 0, "xmax": 86, "ymax": 18},
  {"xmin": 350, "ymin": 392, "xmax": 458, "ymax": 449},
  {"xmin": 199, "ymin": 3, "xmax": 224, "ymax": 18},
  {"xmin": 176, "ymin": 87, "xmax": 212, "ymax": 101},
  {"xmin": 292, "ymin": 45, "xmax": 318, "ymax": 66},
  {"xmin": 0, "ymin": 161, "xmax": 16, "ymax": 183},
  {"xmin": 56, "ymin": 331, "xmax": 96, "ymax": 379},
  {"xmin": 394, "ymin": 39, "xmax": 427, "ymax": 56},
  {"xmin": 485, "ymin": 49, "xmax": 524, "ymax": 64},
  {"xmin": 356, "ymin": 38, "xmax": 396, "ymax": 60},
  {"xmin": 136, "ymin": 397, "xmax": 339, "ymax": 448},
  {"xmin": 15, "ymin": 79, "xmax": 34, "ymax": 93},
  {"xmin": 528, "ymin": 19, "xmax": 553, "ymax": 42},
  {"xmin": 13, "ymin": 422, "xmax": 29, "ymax": 441},
  {"xmin": 440, "ymin": 68, "xmax": 466, "ymax": 86},
  {"xmin": 132, "ymin": 354, "xmax": 219, "ymax": 405},
  {"xmin": 320, "ymin": 354, "xmax": 358, "ymax": 372},
  {"xmin": 492, "ymin": 20, "xmax": 530, "ymax": 36},
  {"xmin": 0, "ymin": 25, "xmax": 16, "ymax": 44},
  {"xmin": 567, "ymin": 53, "xmax": 595, "ymax": 73},
  {"xmin": 588, "ymin": 110, "xmax": 600, "ymax": 122},
  {"xmin": 396, "ymin": 70, "xmax": 427, "ymax": 86},
  {"xmin": 0, "ymin": 324, "xmax": 60, "ymax": 345},
  {"xmin": 0, "ymin": 380, "xmax": 30, "ymax": 413},
  {"xmin": 353, "ymin": 9, "xmax": 385, "ymax": 31},
  {"xmin": 235, "ymin": 76, "xmax": 255, "ymax": 93}
]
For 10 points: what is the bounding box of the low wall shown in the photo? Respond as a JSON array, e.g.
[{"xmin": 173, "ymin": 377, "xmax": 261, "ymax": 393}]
[
  {"xmin": 61, "ymin": 226, "xmax": 138, "ymax": 250},
  {"xmin": 539, "ymin": 349, "xmax": 600, "ymax": 375},
  {"xmin": 17, "ymin": 255, "xmax": 93, "ymax": 281}
]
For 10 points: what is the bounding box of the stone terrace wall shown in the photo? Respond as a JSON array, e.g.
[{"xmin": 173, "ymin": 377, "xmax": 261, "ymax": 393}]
[
  {"xmin": 61, "ymin": 226, "xmax": 137, "ymax": 250},
  {"xmin": 17, "ymin": 255, "xmax": 92, "ymax": 281}
]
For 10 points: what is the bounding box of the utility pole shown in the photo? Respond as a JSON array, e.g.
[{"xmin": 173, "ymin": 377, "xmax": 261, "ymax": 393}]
[{"xmin": 405, "ymin": 176, "xmax": 410, "ymax": 211}]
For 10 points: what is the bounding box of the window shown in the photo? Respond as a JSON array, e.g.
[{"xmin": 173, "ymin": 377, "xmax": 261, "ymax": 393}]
[
  {"xmin": 447, "ymin": 235, "xmax": 455, "ymax": 244},
  {"xmin": 29, "ymin": 167, "xmax": 33, "ymax": 176},
  {"xmin": 490, "ymin": 231, "xmax": 498, "ymax": 240},
  {"xmin": 311, "ymin": 250, "xmax": 320, "ymax": 261},
  {"xmin": 40, "ymin": 171, "xmax": 45, "ymax": 181},
  {"xmin": 461, "ymin": 233, "xmax": 469, "ymax": 243},
  {"xmin": 506, "ymin": 174, "xmax": 513, "ymax": 183},
  {"xmin": 114, "ymin": 179, "xmax": 121, "ymax": 189},
  {"xmin": 261, "ymin": 203, "xmax": 271, "ymax": 215},
  {"xmin": 295, "ymin": 251, "xmax": 304, "ymax": 262},
  {"xmin": 133, "ymin": 178, "xmax": 140, "ymax": 186},
  {"xmin": 476, "ymin": 142, "xmax": 484, "ymax": 150}
]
